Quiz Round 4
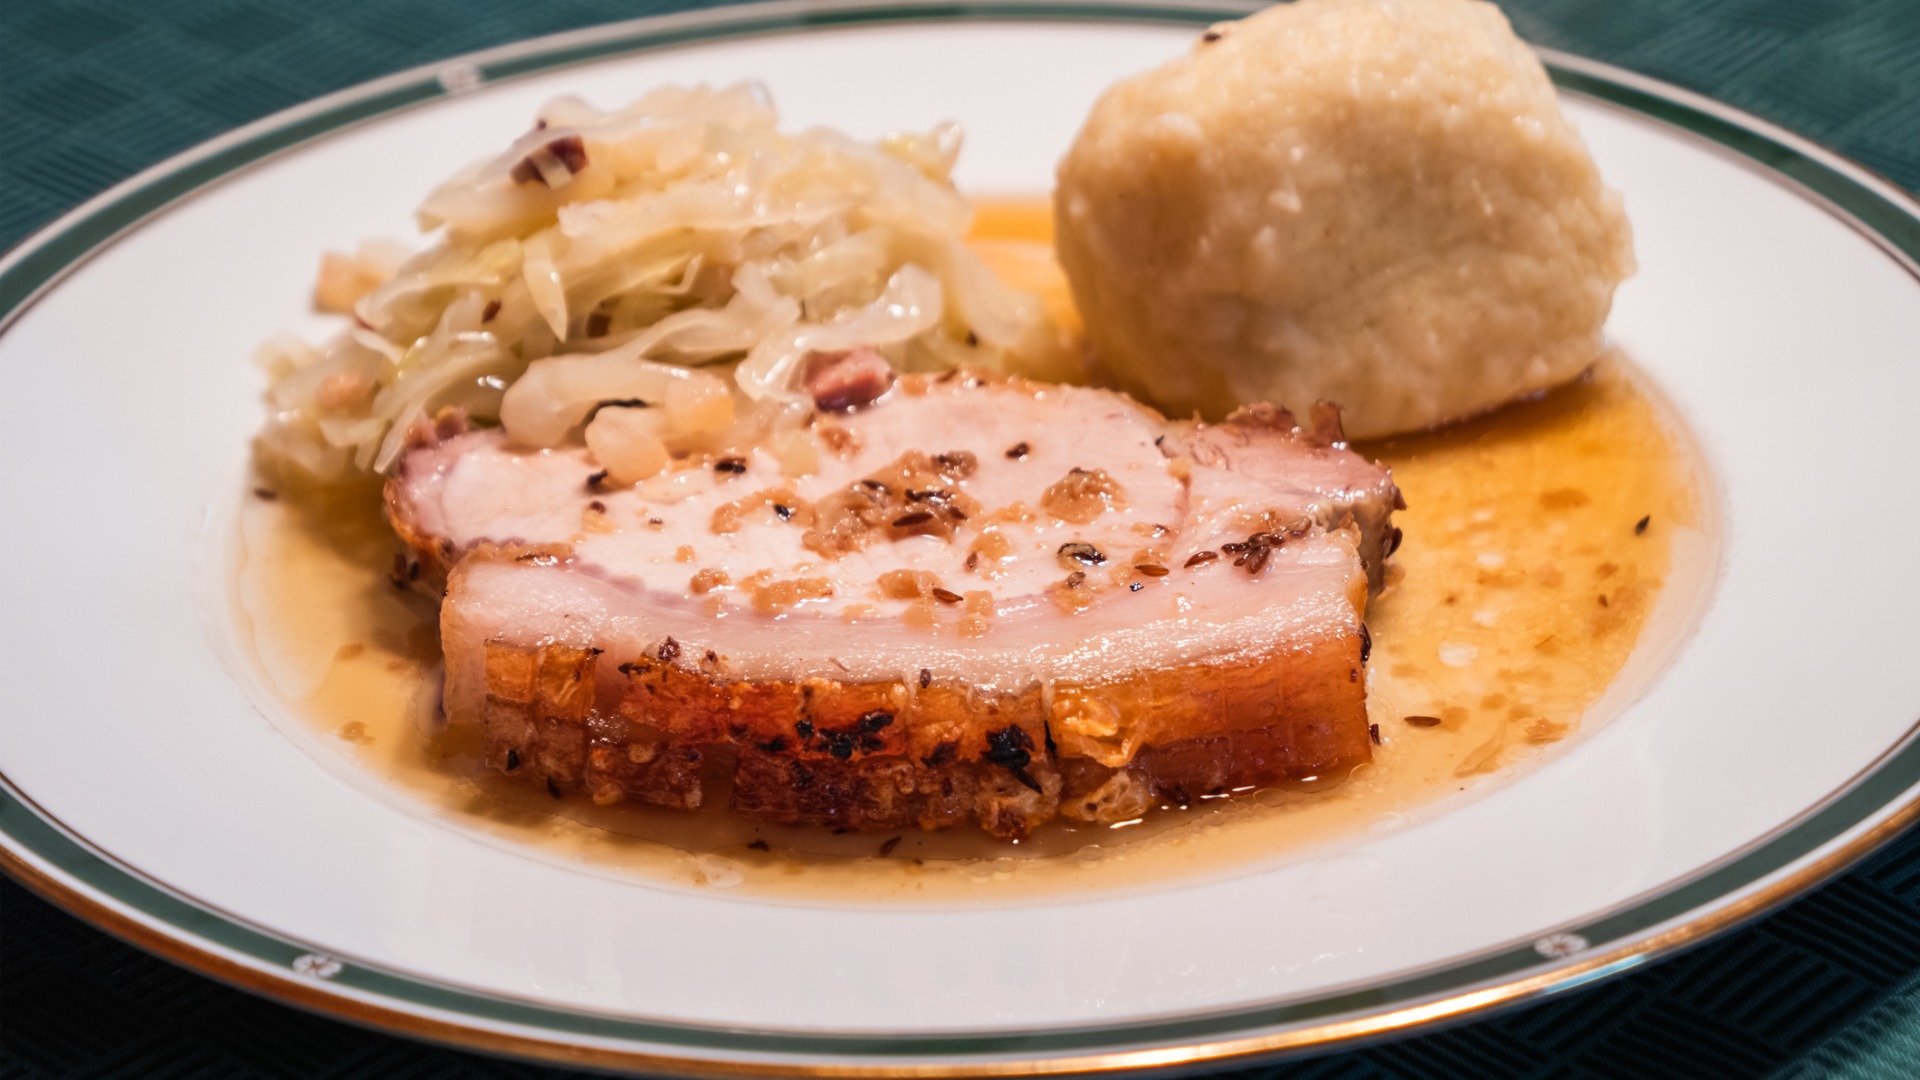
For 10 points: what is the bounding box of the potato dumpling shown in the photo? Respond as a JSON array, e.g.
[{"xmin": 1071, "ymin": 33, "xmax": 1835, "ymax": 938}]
[{"xmin": 1054, "ymin": 0, "xmax": 1634, "ymax": 439}]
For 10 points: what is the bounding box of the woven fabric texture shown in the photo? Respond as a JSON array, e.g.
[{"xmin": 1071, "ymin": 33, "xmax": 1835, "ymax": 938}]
[{"xmin": 2, "ymin": 1, "xmax": 1917, "ymax": 1077}]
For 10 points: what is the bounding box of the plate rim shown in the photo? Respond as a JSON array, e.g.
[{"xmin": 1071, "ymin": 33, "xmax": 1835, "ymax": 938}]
[{"xmin": 3, "ymin": 0, "xmax": 1919, "ymax": 1075}]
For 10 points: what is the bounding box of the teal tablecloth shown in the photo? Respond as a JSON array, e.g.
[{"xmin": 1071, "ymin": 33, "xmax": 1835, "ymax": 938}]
[{"xmin": 2, "ymin": 1, "xmax": 1916, "ymax": 1076}]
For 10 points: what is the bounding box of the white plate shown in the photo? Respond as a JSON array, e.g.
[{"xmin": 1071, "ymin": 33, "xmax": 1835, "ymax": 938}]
[{"xmin": 3, "ymin": 1, "xmax": 1918, "ymax": 1074}]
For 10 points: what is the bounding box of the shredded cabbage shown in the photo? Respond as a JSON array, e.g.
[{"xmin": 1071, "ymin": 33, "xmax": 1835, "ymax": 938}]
[{"xmin": 256, "ymin": 83, "xmax": 1072, "ymax": 484}]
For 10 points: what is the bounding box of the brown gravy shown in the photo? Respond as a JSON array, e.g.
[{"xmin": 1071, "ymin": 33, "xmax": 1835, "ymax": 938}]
[{"xmin": 231, "ymin": 202, "xmax": 1714, "ymax": 901}]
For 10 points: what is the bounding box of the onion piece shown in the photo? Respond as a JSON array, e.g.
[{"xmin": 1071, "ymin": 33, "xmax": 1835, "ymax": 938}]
[
  {"xmin": 500, "ymin": 352, "xmax": 695, "ymax": 449},
  {"xmin": 584, "ymin": 406, "xmax": 670, "ymax": 484},
  {"xmin": 521, "ymin": 232, "xmax": 570, "ymax": 339}
]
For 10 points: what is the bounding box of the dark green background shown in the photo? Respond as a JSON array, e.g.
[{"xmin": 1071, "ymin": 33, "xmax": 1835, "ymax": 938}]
[{"xmin": 2, "ymin": 1, "xmax": 1917, "ymax": 1077}]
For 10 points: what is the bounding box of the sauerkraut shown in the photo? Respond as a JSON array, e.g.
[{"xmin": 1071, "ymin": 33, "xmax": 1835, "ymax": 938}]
[{"xmin": 257, "ymin": 83, "xmax": 1073, "ymax": 485}]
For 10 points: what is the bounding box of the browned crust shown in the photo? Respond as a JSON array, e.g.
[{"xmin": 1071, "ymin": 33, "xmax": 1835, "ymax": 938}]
[
  {"xmin": 381, "ymin": 409, "xmax": 479, "ymax": 587},
  {"xmin": 384, "ymin": 480, "xmax": 462, "ymax": 586},
  {"xmin": 452, "ymin": 622, "xmax": 1368, "ymax": 839}
]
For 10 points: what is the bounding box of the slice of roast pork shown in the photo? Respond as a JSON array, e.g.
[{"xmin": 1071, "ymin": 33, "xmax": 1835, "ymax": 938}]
[{"xmin": 387, "ymin": 371, "xmax": 1401, "ymax": 838}]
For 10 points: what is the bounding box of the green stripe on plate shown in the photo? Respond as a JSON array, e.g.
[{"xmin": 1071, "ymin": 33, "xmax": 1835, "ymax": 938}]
[{"xmin": 2, "ymin": 0, "xmax": 1918, "ymax": 1064}]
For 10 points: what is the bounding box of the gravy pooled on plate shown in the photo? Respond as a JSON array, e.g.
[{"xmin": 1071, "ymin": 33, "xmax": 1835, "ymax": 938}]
[{"xmin": 233, "ymin": 200, "xmax": 1711, "ymax": 900}]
